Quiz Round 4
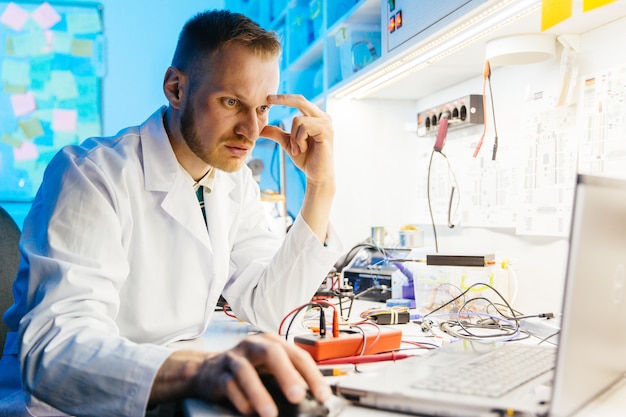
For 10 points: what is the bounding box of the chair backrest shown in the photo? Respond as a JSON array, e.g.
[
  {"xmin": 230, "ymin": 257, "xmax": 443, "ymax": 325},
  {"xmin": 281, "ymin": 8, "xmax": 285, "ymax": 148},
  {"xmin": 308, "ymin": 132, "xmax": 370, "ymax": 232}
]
[{"xmin": 0, "ymin": 206, "xmax": 20, "ymax": 351}]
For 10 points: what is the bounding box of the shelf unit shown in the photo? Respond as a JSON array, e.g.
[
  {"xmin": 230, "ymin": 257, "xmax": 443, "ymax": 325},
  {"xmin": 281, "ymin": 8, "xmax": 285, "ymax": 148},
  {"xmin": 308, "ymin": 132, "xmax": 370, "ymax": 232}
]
[{"xmin": 229, "ymin": 0, "xmax": 382, "ymax": 119}]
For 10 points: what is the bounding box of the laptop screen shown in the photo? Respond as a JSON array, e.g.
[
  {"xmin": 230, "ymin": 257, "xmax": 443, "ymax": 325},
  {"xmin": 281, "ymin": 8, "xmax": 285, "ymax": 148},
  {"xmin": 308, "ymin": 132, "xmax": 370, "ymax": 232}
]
[{"xmin": 550, "ymin": 173, "xmax": 626, "ymax": 416}]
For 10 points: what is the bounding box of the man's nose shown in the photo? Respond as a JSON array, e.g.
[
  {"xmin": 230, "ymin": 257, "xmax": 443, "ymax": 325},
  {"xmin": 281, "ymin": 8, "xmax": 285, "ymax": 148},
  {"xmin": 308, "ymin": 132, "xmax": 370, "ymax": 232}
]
[{"xmin": 234, "ymin": 110, "xmax": 261, "ymax": 140}]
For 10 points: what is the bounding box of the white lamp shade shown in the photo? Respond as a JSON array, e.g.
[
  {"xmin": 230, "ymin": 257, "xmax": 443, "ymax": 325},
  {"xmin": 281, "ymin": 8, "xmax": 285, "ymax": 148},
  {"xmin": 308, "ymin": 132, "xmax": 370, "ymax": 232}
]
[{"xmin": 485, "ymin": 33, "xmax": 556, "ymax": 66}]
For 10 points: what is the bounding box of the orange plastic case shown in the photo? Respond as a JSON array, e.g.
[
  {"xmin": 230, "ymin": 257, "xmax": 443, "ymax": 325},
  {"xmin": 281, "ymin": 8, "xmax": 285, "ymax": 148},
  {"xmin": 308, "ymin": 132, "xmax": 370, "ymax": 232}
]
[{"xmin": 294, "ymin": 328, "xmax": 402, "ymax": 361}]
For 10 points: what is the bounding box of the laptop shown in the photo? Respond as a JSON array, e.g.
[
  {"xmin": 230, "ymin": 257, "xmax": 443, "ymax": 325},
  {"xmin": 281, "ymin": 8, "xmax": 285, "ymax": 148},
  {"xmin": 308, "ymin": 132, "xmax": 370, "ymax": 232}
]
[{"xmin": 335, "ymin": 173, "xmax": 626, "ymax": 417}]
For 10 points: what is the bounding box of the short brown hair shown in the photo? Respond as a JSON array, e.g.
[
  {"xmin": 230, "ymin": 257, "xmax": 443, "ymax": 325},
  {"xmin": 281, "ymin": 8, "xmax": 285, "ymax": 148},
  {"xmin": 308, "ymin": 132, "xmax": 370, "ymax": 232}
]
[{"xmin": 171, "ymin": 9, "xmax": 281, "ymax": 78}]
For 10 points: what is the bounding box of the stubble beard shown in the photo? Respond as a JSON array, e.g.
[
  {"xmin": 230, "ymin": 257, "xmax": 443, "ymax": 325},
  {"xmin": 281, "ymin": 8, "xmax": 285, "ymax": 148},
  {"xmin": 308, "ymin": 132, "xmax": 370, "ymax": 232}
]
[{"xmin": 180, "ymin": 103, "xmax": 245, "ymax": 173}]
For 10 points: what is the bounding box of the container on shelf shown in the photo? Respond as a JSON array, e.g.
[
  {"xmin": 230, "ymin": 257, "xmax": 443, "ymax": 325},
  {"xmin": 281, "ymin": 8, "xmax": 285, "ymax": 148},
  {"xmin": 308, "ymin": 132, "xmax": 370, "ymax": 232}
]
[{"xmin": 333, "ymin": 23, "xmax": 381, "ymax": 82}]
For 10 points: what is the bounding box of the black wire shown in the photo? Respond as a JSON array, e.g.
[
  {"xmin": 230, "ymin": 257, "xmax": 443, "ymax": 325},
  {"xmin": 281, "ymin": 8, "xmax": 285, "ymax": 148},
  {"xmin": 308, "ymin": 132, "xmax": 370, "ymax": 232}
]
[
  {"xmin": 423, "ymin": 282, "xmax": 513, "ymax": 321},
  {"xmin": 333, "ymin": 241, "xmax": 380, "ymax": 272},
  {"xmin": 457, "ymin": 296, "xmax": 519, "ymax": 338},
  {"xmin": 422, "ymin": 282, "xmax": 554, "ymax": 342},
  {"xmin": 538, "ymin": 330, "xmax": 560, "ymax": 345},
  {"xmin": 488, "ymin": 74, "xmax": 499, "ymax": 161},
  {"xmin": 447, "ymin": 186, "xmax": 456, "ymax": 228},
  {"xmin": 349, "ymin": 325, "xmax": 367, "ymax": 356},
  {"xmin": 427, "ymin": 149, "xmax": 439, "ymax": 252},
  {"xmin": 284, "ymin": 303, "xmax": 324, "ymax": 340}
]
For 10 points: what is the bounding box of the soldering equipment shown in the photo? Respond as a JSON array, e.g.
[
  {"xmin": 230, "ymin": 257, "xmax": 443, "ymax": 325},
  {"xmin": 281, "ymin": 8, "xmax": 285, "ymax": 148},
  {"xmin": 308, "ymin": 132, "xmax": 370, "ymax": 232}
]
[{"xmin": 340, "ymin": 245, "xmax": 413, "ymax": 302}]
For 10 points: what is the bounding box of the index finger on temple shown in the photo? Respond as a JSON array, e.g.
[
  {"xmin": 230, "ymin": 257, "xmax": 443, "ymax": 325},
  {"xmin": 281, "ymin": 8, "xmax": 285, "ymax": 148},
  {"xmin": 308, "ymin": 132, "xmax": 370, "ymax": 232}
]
[{"xmin": 267, "ymin": 94, "xmax": 323, "ymax": 117}]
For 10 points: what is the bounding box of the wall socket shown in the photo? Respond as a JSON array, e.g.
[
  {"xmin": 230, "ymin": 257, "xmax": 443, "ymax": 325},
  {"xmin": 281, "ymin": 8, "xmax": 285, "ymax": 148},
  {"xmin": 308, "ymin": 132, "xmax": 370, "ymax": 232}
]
[{"xmin": 417, "ymin": 94, "xmax": 484, "ymax": 137}]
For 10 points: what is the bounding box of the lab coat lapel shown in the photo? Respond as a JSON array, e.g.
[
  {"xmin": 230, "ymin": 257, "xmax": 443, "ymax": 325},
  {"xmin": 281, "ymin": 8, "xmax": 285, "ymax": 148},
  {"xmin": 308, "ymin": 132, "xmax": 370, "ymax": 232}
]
[
  {"xmin": 140, "ymin": 107, "xmax": 212, "ymax": 249},
  {"xmin": 204, "ymin": 172, "xmax": 238, "ymax": 290},
  {"xmin": 161, "ymin": 177, "xmax": 212, "ymax": 249}
]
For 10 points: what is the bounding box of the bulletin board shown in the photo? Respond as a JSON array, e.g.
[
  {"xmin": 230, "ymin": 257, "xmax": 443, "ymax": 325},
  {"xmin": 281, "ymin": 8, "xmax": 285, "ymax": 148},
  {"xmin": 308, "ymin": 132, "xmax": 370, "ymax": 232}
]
[{"xmin": 0, "ymin": 1, "xmax": 104, "ymax": 201}]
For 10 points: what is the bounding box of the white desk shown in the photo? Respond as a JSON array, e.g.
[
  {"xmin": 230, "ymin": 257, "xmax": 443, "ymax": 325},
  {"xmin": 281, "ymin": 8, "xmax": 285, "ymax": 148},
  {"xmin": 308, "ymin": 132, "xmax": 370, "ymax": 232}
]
[
  {"xmin": 180, "ymin": 310, "xmax": 412, "ymax": 417},
  {"xmin": 182, "ymin": 311, "xmax": 626, "ymax": 417}
]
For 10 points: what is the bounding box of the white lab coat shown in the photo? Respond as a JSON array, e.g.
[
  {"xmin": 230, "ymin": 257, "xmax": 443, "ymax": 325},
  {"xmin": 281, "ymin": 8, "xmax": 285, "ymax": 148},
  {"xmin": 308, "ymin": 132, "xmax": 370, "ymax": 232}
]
[{"xmin": 1, "ymin": 107, "xmax": 342, "ymax": 416}]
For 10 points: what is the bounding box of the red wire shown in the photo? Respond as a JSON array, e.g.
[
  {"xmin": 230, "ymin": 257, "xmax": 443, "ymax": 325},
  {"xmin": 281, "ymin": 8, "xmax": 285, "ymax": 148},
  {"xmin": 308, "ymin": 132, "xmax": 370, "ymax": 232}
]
[
  {"xmin": 278, "ymin": 300, "xmax": 338, "ymax": 336},
  {"xmin": 316, "ymin": 351, "xmax": 413, "ymax": 365},
  {"xmin": 222, "ymin": 303, "xmax": 237, "ymax": 318}
]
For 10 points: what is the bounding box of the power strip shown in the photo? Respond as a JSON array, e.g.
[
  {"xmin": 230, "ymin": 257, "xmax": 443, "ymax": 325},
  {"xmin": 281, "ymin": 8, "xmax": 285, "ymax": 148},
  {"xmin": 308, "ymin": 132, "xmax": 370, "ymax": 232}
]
[
  {"xmin": 417, "ymin": 94, "xmax": 484, "ymax": 137},
  {"xmin": 294, "ymin": 328, "xmax": 402, "ymax": 362}
]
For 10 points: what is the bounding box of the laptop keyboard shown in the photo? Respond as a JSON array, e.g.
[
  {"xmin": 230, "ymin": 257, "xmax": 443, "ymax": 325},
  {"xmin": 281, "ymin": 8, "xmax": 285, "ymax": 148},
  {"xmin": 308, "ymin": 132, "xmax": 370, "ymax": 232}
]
[{"xmin": 411, "ymin": 344, "xmax": 556, "ymax": 398}]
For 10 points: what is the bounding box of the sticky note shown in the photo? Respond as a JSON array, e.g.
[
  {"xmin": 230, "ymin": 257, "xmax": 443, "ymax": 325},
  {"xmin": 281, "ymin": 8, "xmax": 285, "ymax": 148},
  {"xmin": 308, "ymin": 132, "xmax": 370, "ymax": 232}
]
[
  {"xmin": 51, "ymin": 31, "xmax": 72, "ymax": 53},
  {"xmin": 19, "ymin": 117, "xmax": 44, "ymax": 139},
  {"xmin": 71, "ymin": 38, "xmax": 93, "ymax": 57},
  {"xmin": 66, "ymin": 11, "xmax": 102, "ymax": 34},
  {"xmin": 31, "ymin": 2, "xmax": 61, "ymax": 30},
  {"xmin": 3, "ymin": 82, "xmax": 26, "ymax": 94},
  {"xmin": 541, "ymin": 0, "xmax": 572, "ymax": 31},
  {"xmin": 583, "ymin": 0, "xmax": 615, "ymax": 11},
  {"xmin": 40, "ymin": 30, "xmax": 53, "ymax": 53},
  {"xmin": 52, "ymin": 108, "xmax": 77, "ymax": 132},
  {"xmin": 1, "ymin": 2, "xmax": 30, "ymax": 31},
  {"xmin": 14, "ymin": 140, "xmax": 39, "ymax": 161},
  {"xmin": 10, "ymin": 91, "xmax": 36, "ymax": 116},
  {"xmin": 12, "ymin": 31, "xmax": 48, "ymax": 56},
  {"xmin": 1, "ymin": 133, "xmax": 22, "ymax": 147},
  {"xmin": 5, "ymin": 35, "xmax": 15, "ymax": 55},
  {"xmin": 1, "ymin": 59, "xmax": 31, "ymax": 86},
  {"xmin": 48, "ymin": 70, "xmax": 78, "ymax": 100}
]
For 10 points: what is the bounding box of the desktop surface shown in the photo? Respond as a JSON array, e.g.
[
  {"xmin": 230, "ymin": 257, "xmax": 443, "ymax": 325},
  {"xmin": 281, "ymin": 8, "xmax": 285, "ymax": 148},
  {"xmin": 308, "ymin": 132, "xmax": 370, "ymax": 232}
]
[{"xmin": 181, "ymin": 300, "xmax": 626, "ymax": 417}]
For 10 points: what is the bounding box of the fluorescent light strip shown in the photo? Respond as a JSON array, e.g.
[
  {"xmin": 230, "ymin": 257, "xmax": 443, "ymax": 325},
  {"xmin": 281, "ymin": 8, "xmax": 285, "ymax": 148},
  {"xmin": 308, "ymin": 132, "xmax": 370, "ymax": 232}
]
[{"xmin": 334, "ymin": 0, "xmax": 541, "ymax": 100}]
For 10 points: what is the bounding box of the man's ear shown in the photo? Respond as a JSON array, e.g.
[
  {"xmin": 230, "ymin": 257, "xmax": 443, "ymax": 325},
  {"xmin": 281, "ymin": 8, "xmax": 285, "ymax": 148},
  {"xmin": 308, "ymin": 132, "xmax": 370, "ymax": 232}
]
[{"xmin": 163, "ymin": 66, "xmax": 185, "ymax": 108}]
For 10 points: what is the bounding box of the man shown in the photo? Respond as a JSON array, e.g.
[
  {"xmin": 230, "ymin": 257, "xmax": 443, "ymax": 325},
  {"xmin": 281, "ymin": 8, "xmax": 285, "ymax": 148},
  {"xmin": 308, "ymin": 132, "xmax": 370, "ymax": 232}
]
[{"xmin": 0, "ymin": 9, "xmax": 342, "ymax": 417}]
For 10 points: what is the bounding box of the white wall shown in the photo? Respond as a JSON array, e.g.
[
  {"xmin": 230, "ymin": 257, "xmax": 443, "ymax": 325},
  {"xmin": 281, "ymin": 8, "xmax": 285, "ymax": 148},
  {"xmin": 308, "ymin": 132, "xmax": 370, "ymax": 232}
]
[{"xmin": 329, "ymin": 15, "xmax": 626, "ymax": 315}]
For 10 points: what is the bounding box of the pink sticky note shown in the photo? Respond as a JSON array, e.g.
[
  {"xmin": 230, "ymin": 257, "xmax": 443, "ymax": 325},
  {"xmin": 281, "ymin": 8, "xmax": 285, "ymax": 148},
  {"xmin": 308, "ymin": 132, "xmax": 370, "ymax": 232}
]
[
  {"xmin": 10, "ymin": 92, "xmax": 36, "ymax": 117},
  {"xmin": 14, "ymin": 140, "xmax": 39, "ymax": 161},
  {"xmin": 52, "ymin": 109, "xmax": 78, "ymax": 132},
  {"xmin": 1, "ymin": 2, "xmax": 30, "ymax": 31},
  {"xmin": 32, "ymin": 2, "xmax": 61, "ymax": 30},
  {"xmin": 42, "ymin": 30, "xmax": 53, "ymax": 53}
]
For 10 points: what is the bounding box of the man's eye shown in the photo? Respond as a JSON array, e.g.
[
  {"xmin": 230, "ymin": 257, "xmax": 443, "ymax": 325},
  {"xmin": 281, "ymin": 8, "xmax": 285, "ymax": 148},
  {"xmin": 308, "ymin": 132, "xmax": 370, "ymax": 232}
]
[
  {"xmin": 258, "ymin": 105, "xmax": 270, "ymax": 114},
  {"xmin": 224, "ymin": 98, "xmax": 238, "ymax": 107}
]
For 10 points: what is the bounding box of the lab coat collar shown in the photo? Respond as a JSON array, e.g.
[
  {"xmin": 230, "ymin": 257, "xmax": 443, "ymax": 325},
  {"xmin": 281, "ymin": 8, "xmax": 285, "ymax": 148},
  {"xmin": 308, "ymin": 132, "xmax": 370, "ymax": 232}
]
[
  {"xmin": 137, "ymin": 107, "xmax": 237, "ymax": 254},
  {"xmin": 139, "ymin": 106, "xmax": 235, "ymax": 196},
  {"xmin": 141, "ymin": 106, "xmax": 180, "ymax": 193}
]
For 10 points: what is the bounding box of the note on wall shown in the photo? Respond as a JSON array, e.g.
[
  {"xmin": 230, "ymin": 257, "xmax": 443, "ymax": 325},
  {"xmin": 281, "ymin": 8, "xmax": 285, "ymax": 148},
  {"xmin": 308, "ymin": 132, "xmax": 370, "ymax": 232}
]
[
  {"xmin": 578, "ymin": 64, "xmax": 626, "ymax": 178},
  {"xmin": 515, "ymin": 104, "xmax": 578, "ymax": 237},
  {"xmin": 0, "ymin": 1, "xmax": 103, "ymax": 201}
]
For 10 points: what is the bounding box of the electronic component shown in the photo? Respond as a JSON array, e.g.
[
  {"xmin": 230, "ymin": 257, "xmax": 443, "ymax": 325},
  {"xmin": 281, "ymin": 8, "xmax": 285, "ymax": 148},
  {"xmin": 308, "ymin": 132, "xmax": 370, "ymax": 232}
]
[
  {"xmin": 417, "ymin": 94, "xmax": 484, "ymax": 137},
  {"xmin": 386, "ymin": 0, "xmax": 485, "ymax": 52},
  {"xmin": 342, "ymin": 246, "xmax": 412, "ymax": 302},
  {"xmin": 426, "ymin": 253, "xmax": 495, "ymax": 267},
  {"xmin": 366, "ymin": 311, "xmax": 409, "ymax": 325},
  {"xmin": 294, "ymin": 328, "xmax": 402, "ymax": 361},
  {"xmin": 360, "ymin": 306, "xmax": 410, "ymax": 325}
]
